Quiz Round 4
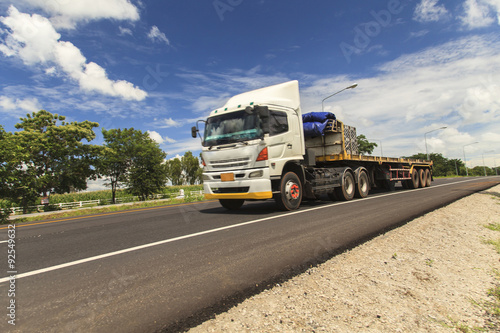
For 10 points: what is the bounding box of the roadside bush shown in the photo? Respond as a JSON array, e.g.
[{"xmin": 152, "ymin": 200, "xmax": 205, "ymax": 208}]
[{"xmin": 0, "ymin": 208, "xmax": 10, "ymax": 224}]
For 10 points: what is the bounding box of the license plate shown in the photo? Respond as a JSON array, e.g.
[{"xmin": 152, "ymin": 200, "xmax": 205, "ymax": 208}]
[{"xmin": 220, "ymin": 173, "xmax": 235, "ymax": 182}]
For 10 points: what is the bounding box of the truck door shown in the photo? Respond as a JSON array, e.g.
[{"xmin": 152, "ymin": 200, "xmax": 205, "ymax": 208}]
[{"xmin": 267, "ymin": 110, "xmax": 303, "ymax": 164}]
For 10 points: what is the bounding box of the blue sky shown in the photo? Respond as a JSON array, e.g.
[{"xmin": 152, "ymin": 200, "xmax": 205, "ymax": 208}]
[{"xmin": 1, "ymin": 0, "xmax": 499, "ymax": 174}]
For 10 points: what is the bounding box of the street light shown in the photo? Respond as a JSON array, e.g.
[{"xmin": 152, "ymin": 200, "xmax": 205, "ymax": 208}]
[
  {"xmin": 424, "ymin": 126, "xmax": 447, "ymax": 161},
  {"xmin": 321, "ymin": 83, "xmax": 358, "ymax": 112},
  {"xmin": 368, "ymin": 138, "xmax": 383, "ymax": 157},
  {"xmin": 463, "ymin": 142, "xmax": 479, "ymax": 176},
  {"xmin": 482, "ymin": 153, "xmax": 487, "ymax": 177}
]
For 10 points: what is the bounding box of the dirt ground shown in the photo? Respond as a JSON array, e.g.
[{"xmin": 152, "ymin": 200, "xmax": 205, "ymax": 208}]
[{"xmin": 189, "ymin": 184, "xmax": 500, "ymax": 332}]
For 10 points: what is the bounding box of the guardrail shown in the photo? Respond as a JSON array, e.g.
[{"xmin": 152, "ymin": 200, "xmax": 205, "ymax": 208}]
[{"xmin": 7, "ymin": 190, "xmax": 204, "ymax": 215}]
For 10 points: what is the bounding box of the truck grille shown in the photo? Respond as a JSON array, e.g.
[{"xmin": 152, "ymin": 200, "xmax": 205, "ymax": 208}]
[{"xmin": 209, "ymin": 157, "xmax": 250, "ymax": 169}]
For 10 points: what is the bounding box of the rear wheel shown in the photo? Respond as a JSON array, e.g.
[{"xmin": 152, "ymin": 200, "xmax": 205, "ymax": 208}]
[
  {"xmin": 275, "ymin": 172, "xmax": 302, "ymax": 211},
  {"xmin": 355, "ymin": 171, "xmax": 370, "ymax": 198},
  {"xmin": 418, "ymin": 169, "xmax": 426, "ymax": 188},
  {"xmin": 425, "ymin": 169, "xmax": 431, "ymax": 187},
  {"xmin": 335, "ymin": 171, "xmax": 355, "ymax": 201},
  {"xmin": 409, "ymin": 169, "xmax": 420, "ymax": 189},
  {"xmin": 219, "ymin": 199, "xmax": 244, "ymax": 210}
]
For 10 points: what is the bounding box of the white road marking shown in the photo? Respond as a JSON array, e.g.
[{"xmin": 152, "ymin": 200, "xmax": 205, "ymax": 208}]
[{"xmin": 0, "ymin": 177, "xmax": 492, "ymax": 284}]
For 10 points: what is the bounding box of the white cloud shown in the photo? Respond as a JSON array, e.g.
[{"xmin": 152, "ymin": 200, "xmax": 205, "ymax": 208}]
[
  {"xmin": 0, "ymin": 95, "xmax": 41, "ymax": 114},
  {"xmin": 2, "ymin": 0, "xmax": 140, "ymax": 29},
  {"xmin": 162, "ymin": 137, "xmax": 204, "ymax": 156},
  {"xmin": 191, "ymin": 95, "xmax": 231, "ymax": 113},
  {"xmin": 413, "ymin": 0, "xmax": 449, "ymax": 22},
  {"xmin": 147, "ymin": 130, "xmax": 177, "ymax": 144},
  {"xmin": 147, "ymin": 26, "xmax": 170, "ymax": 45},
  {"xmin": 155, "ymin": 117, "xmax": 182, "ymax": 128},
  {"xmin": 0, "ymin": 6, "xmax": 147, "ymax": 101},
  {"xmin": 409, "ymin": 30, "xmax": 430, "ymax": 39},
  {"xmin": 460, "ymin": 0, "xmax": 499, "ymax": 28},
  {"xmin": 119, "ymin": 26, "xmax": 133, "ymax": 36}
]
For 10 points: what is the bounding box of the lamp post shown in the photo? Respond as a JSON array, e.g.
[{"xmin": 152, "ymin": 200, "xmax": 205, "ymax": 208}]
[
  {"xmin": 368, "ymin": 139, "xmax": 383, "ymax": 157},
  {"xmin": 463, "ymin": 142, "xmax": 479, "ymax": 176},
  {"xmin": 321, "ymin": 83, "xmax": 358, "ymax": 112},
  {"xmin": 424, "ymin": 126, "xmax": 447, "ymax": 161},
  {"xmin": 482, "ymin": 153, "xmax": 487, "ymax": 177}
]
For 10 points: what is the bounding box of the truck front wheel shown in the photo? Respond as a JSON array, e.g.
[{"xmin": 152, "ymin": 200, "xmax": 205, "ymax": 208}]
[
  {"xmin": 219, "ymin": 199, "xmax": 244, "ymax": 210},
  {"xmin": 275, "ymin": 172, "xmax": 302, "ymax": 211},
  {"xmin": 335, "ymin": 171, "xmax": 355, "ymax": 201}
]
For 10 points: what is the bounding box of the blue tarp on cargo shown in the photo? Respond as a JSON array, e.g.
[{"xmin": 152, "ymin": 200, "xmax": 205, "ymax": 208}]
[
  {"xmin": 302, "ymin": 112, "xmax": 336, "ymax": 123},
  {"xmin": 302, "ymin": 112, "xmax": 336, "ymax": 138},
  {"xmin": 303, "ymin": 121, "xmax": 328, "ymax": 138}
]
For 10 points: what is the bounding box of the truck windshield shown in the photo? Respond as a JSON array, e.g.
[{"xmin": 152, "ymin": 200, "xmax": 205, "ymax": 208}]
[{"xmin": 203, "ymin": 110, "xmax": 263, "ymax": 147}]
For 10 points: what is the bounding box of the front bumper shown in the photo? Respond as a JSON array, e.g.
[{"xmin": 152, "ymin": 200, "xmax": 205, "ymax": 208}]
[{"xmin": 203, "ymin": 168, "xmax": 273, "ymax": 200}]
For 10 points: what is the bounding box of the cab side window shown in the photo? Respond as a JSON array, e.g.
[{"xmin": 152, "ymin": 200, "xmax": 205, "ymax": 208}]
[{"xmin": 269, "ymin": 111, "xmax": 288, "ymax": 136}]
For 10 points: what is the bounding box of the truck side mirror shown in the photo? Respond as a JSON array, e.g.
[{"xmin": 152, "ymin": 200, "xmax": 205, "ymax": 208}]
[
  {"xmin": 191, "ymin": 126, "xmax": 198, "ymax": 138},
  {"xmin": 255, "ymin": 106, "xmax": 270, "ymax": 134},
  {"xmin": 256, "ymin": 106, "xmax": 269, "ymax": 119}
]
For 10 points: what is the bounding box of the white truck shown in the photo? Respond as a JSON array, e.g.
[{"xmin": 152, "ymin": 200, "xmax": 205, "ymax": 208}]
[{"xmin": 192, "ymin": 80, "xmax": 433, "ymax": 211}]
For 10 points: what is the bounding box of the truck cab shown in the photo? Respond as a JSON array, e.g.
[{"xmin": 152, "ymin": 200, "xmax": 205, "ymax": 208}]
[{"xmin": 192, "ymin": 80, "xmax": 306, "ymax": 210}]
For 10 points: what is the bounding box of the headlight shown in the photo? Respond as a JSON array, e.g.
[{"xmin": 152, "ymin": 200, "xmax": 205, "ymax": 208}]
[
  {"xmin": 249, "ymin": 170, "xmax": 263, "ymax": 178},
  {"xmin": 203, "ymin": 174, "xmax": 211, "ymax": 181}
]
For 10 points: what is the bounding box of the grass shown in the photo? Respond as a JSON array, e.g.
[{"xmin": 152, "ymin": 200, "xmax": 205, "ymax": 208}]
[
  {"xmin": 479, "ymin": 221, "xmax": 500, "ymax": 330},
  {"xmin": 440, "ymin": 216, "xmax": 500, "ymax": 332},
  {"xmin": 485, "ymin": 223, "xmax": 500, "ymax": 232},
  {"xmin": 7, "ymin": 194, "xmax": 207, "ymax": 225}
]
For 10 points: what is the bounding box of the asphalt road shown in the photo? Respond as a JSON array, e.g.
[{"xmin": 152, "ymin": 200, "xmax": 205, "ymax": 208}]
[{"xmin": 1, "ymin": 176, "xmax": 499, "ymax": 332}]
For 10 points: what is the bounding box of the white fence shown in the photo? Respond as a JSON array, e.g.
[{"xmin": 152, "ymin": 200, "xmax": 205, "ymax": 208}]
[{"xmin": 8, "ymin": 190, "xmax": 204, "ymax": 215}]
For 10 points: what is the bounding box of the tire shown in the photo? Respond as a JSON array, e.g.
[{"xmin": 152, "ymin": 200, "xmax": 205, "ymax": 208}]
[
  {"xmin": 335, "ymin": 171, "xmax": 355, "ymax": 201},
  {"xmin": 409, "ymin": 169, "xmax": 419, "ymax": 189},
  {"xmin": 425, "ymin": 169, "xmax": 431, "ymax": 187},
  {"xmin": 219, "ymin": 199, "xmax": 244, "ymax": 210},
  {"xmin": 418, "ymin": 169, "xmax": 426, "ymax": 188},
  {"xmin": 275, "ymin": 172, "xmax": 303, "ymax": 211},
  {"xmin": 355, "ymin": 171, "xmax": 370, "ymax": 198}
]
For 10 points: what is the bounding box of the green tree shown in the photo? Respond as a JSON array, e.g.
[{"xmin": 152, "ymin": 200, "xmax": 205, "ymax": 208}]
[
  {"xmin": 127, "ymin": 138, "xmax": 168, "ymax": 201},
  {"xmin": 98, "ymin": 128, "xmax": 168, "ymax": 202},
  {"xmin": 1, "ymin": 111, "xmax": 99, "ymax": 212},
  {"xmin": 181, "ymin": 151, "xmax": 201, "ymax": 185},
  {"xmin": 406, "ymin": 153, "xmax": 465, "ymax": 177},
  {"xmin": 166, "ymin": 158, "xmax": 183, "ymax": 186},
  {"xmin": 357, "ymin": 135, "xmax": 378, "ymax": 155}
]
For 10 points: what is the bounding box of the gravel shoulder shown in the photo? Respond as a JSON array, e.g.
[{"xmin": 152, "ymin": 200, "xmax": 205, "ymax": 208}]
[{"xmin": 189, "ymin": 185, "xmax": 500, "ymax": 332}]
